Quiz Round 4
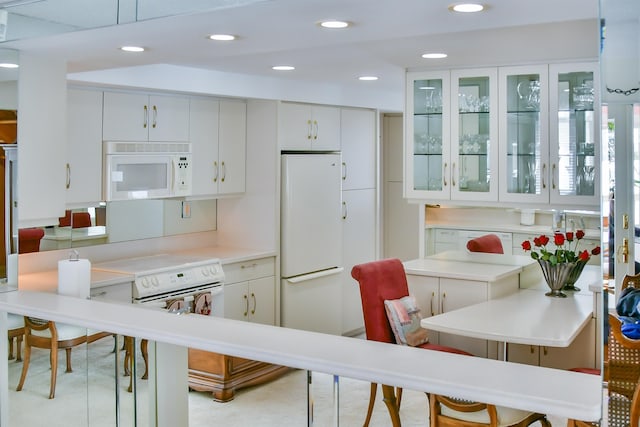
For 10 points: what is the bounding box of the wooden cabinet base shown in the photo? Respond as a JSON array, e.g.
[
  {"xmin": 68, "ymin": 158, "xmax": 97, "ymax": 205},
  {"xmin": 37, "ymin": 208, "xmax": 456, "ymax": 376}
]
[{"xmin": 188, "ymin": 349, "xmax": 291, "ymax": 402}]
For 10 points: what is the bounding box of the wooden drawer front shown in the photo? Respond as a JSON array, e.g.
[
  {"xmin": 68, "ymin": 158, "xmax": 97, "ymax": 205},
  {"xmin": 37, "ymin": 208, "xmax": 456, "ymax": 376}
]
[{"xmin": 223, "ymin": 257, "xmax": 275, "ymax": 284}]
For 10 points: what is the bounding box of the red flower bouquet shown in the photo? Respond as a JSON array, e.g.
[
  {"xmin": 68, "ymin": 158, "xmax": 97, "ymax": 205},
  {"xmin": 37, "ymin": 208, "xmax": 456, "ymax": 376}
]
[{"xmin": 521, "ymin": 229, "xmax": 601, "ymax": 266}]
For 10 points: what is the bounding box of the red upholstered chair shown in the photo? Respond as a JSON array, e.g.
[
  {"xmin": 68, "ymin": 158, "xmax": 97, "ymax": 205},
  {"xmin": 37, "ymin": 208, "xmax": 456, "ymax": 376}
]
[
  {"xmin": 18, "ymin": 228, "xmax": 45, "ymax": 254},
  {"xmin": 466, "ymin": 234, "xmax": 504, "ymax": 254},
  {"xmin": 351, "ymin": 258, "xmax": 472, "ymax": 426},
  {"xmin": 71, "ymin": 212, "xmax": 92, "ymax": 228},
  {"xmin": 58, "ymin": 210, "xmax": 72, "ymax": 227}
]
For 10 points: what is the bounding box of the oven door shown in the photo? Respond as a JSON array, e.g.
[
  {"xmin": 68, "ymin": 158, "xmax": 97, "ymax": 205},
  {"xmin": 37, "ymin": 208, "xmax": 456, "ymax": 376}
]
[{"xmin": 135, "ymin": 283, "xmax": 224, "ymax": 317}]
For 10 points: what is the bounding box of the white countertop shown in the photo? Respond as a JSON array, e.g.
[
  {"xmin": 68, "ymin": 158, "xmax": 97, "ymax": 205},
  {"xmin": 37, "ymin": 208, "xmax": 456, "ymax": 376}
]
[
  {"xmin": 0, "ymin": 290, "xmax": 601, "ymax": 421},
  {"xmin": 18, "ymin": 246, "xmax": 277, "ymax": 293},
  {"xmin": 403, "ymin": 255, "xmax": 525, "ymax": 282},
  {"xmin": 421, "ymin": 289, "xmax": 593, "ymax": 347}
]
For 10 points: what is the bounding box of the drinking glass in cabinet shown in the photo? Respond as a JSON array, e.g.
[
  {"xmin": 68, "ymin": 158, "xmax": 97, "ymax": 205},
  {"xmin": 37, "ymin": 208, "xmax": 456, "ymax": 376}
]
[
  {"xmin": 572, "ymin": 83, "xmax": 594, "ymax": 110},
  {"xmin": 414, "ymin": 80, "xmax": 443, "ymax": 114},
  {"xmin": 516, "ymin": 80, "xmax": 540, "ymax": 110}
]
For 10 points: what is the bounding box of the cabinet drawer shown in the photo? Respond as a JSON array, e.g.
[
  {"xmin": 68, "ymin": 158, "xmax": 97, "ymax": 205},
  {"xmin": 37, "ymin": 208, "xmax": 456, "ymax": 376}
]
[
  {"xmin": 223, "ymin": 257, "xmax": 275, "ymax": 284},
  {"xmin": 435, "ymin": 229, "xmax": 458, "ymax": 243}
]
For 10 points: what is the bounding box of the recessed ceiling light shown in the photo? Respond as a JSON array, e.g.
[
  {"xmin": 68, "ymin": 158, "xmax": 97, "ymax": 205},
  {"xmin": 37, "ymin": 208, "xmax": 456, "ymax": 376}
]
[
  {"xmin": 0, "ymin": 63, "xmax": 19, "ymax": 68},
  {"xmin": 358, "ymin": 76, "xmax": 378, "ymax": 81},
  {"xmin": 421, "ymin": 53, "xmax": 448, "ymax": 59},
  {"xmin": 120, "ymin": 46, "xmax": 145, "ymax": 53},
  {"xmin": 272, "ymin": 65, "xmax": 295, "ymax": 71},
  {"xmin": 449, "ymin": 3, "xmax": 485, "ymax": 13},
  {"xmin": 319, "ymin": 20, "xmax": 350, "ymax": 29},
  {"xmin": 208, "ymin": 34, "xmax": 236, "ymax": 41}
]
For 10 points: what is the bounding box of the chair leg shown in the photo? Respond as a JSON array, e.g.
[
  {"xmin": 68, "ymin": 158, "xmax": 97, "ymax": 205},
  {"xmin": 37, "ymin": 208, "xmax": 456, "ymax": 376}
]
[
  {"xmin": 381, "ymin": 384, "xmax": 402, "ymax": 427},
  {"xmin": 50, "ymin": 343, "xmax": 58, "ymax": 399},
  {"xmin": 16, "ymin": 341, "xmax": 31, "ymax": 392},
  {"xmin": 8, "ymin": 337, "xmax": 14, "ymax": 360},
  {"xmin": 15, "ymin": 335, "xmax": 22, "ymax": 362},
  {"xmin": 396, "ymin": 387, "xmax": 403, "ymax": 409},
  {"xmin": 363, "ymin": 382, "xmax": 377, "ymax": 427},
  {"xmin": 65, "ymin": 348, "xmax": 73, "ymax": 373}
]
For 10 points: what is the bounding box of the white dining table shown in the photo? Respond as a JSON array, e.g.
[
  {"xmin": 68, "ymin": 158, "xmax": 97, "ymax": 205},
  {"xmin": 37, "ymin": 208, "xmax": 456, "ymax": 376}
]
[{"xmin": 420, "ymin": 288, "xmax": 593, "ymax": 351}]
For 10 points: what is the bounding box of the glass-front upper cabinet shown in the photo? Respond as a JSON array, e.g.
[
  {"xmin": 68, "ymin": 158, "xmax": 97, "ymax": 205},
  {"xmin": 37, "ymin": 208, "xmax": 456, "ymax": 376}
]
[
  {"xmin": 450, "ymin": 68, "xmax": 498, "ymax": 201},
  {"xmin": 498, "ymin": 65, "xmax": 550, "ymax": 204},
  {"xmin": 405, "ymin": 71, "xmax": 451, "ymax": 199},
  {"xmin": 549, "ymin": 62, "xmax": 600, "ymax": 206}
]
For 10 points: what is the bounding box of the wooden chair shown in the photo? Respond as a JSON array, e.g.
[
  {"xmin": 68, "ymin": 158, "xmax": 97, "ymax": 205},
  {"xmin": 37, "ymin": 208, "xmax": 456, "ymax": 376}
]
[
  {"xmin": 351, "ymin": 258, "xmax": 473, "ymax": 427},
  {"xmin": 429, "ymin": 395, "xmax": 550, "ymax": 427},
  {"xmin": 7, "ymin": 313, "xmax": 24, "ymax": 361},
  {"xmin": 466, "ymin": 234, "xmax": 504, "ymax": 254},
  {"xmin": 16, "ymin": 317, "xmax": 111, "ymax": 399}
]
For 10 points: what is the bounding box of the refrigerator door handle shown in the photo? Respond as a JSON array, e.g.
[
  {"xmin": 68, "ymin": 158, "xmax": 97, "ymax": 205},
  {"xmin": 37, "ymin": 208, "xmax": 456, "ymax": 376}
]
[{"xmin": 286, "ymin": 267, "xmax": 344, "ymax": 284}]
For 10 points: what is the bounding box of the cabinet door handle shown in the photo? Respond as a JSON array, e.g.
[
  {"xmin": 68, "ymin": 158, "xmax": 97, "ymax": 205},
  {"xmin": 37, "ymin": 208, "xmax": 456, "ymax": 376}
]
[
  {"xmin": 221, "ymin": 161, "xmax": 226, "ymax": 182},
  {"xmin": 451, "ymin": 162, "xmax": 456, "ymax": 187},
  {"xmin": 530, "ymin": 345, "xmax": 535, "ymax": 354},
  {"xmin": 430, "ymin": 291, "xmax": 435, "ymax": 316},
  {"xmin": 241, "ymin": 263, "xmax": 258, "ymax": 269},
  {"xmin": 152, "ymin": 105, "xmax": 158, "ymax": 129},
  {"xmin": 551, "ymin": 163, "xmax": 556, "ymax": 190},
  {"xmin": 143, "ymin": 105, "xmax": 148, "ymax": 129},
  {"xmin": 342, "ymin": 162, "xmax": 347, "ymax": 181},
  {"xmin": 251, "ymin": 293, "xmax": 256, "ymax": 315},
  {"xmin": 542, "ymin": 346, "xmax": 548, "ymax": 356},
  {"xmin": 342, "ymin": 201, "xmax": 347, "ymax": 220},
  {"xmin": 213, "ymin": 161, "xmax": 218, "ymax": 182},
  {"xmin": 443, "ymin": 163, "xmax": 448, "ymax": 187},
  {"xmin": 313, "ymin": 120, "xmax": 318, "ymax": 140},
  {"xmin": 307, "ymin": 119, "xmax": 312, "ymax": 139},
  {"xmin": 542, "ymin": 163, "xmax": 547, "ymax": 189},
  {"xmin": 243, "ymin": 294, "xmax": 248, "ymax": 317},
  {"xmin": 65, "ymin": 163, "xmax": 70, "ymax": 189},
  {"xmin": 441, "ymin": 292, "xmax": 446, "ymax": 313}
]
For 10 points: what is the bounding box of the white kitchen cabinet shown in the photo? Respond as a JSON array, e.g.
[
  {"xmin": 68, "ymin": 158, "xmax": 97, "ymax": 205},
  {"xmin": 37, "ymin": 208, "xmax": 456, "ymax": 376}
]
[
  {"xmin": 508, "ymin": 318, "xmax": 596, "ymax": 369},
  {"xmin": 407, "ymin": 273, "xmax": 518, "ymax": 358},
  {"xmin": 189, "ymin": 97, "xmax": 220, "ymax": 196},
  {"xmin": 548, "ymin": 62, "xmax": 600, "ymax": 207},
  {"xmin": 405, "ymin": 70, "xmax": 451, "ymax": 200},
  {"xmin": 102, "ymin": 91, "xmax": 190, "ymax": 142},
  {"xmin": 223, "ymin": 257, "xmax": 276, "ymax": 325},
  {"xmin": 341, "ymin": 188, "xmax": 376, "ymax": 334},
  {"xmin": 218, "ymin": 100, "xmax": 247, "ymax": 195},
  {"xmin": 189, "ymin": 98, "xmax": 246, "ymax": 197},
  {"xmin": 498, "ymin": 64, "xmax": 550, "ymax": 205},
  {"xmin": 341, "ymin": 108, "xmax": 376, "ymax": 190},
  {"xmin": 450, "ymin": 68, "xmax": 499, "ymax": 202},
  {"xmin": 406, "ymin": 69, "xmax": 499, "ymax": 202},
  {"xmin": 66, "ymin": 88, "xmax": 103, "ymax": 206},
  {"xmin": 278, "ymin": 102, "xmax": 341, "ymax": 151}
]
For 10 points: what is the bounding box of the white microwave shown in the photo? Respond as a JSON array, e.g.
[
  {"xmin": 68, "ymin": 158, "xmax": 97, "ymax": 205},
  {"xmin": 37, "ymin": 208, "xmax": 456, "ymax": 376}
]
[{"xmin": 103, "ymin": 141, "xmax": 192, "ymax": 201}]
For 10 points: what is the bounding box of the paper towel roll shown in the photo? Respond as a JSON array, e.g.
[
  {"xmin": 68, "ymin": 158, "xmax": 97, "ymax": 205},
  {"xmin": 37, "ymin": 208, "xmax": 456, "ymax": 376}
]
[{"xmin": 58, "ymin": 258, "xmax": 91, "ymax": 299}]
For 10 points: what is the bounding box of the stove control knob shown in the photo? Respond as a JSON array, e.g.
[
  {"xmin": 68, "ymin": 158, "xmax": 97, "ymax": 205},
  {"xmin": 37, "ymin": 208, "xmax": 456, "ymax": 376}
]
[
  {"xmin": 151, "ymin": 276, "xmax": 159, "ymax": 287},
  {"xmin": 140, "ymin": 278, "xmax": 150, "ymax": 288},
  {"xmin": 209, "ymin": 266, "xmax": 218, "ymax": 275},
  {"xmin": 202, "ymin": 267, "xmax": 210, "ymax": 277}
]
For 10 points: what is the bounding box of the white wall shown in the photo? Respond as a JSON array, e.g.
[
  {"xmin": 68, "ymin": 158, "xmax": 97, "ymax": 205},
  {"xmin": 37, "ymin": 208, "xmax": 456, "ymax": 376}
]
[{"xmin": 0, "ymin": 81, "xmax": 17, "ymax": 109}]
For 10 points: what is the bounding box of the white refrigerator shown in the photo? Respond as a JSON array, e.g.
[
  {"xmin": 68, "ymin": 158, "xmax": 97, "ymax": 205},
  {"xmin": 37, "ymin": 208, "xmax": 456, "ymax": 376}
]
[{"xmin": 281, "ymin": 153, "xmax": 343, "ymax": 335}]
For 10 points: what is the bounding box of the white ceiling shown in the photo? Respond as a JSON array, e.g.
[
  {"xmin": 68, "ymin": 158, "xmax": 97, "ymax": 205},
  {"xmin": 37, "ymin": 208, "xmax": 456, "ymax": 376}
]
[{"xmin": 0, "ymin": 0, "xmax": 604, "ymax": 96}]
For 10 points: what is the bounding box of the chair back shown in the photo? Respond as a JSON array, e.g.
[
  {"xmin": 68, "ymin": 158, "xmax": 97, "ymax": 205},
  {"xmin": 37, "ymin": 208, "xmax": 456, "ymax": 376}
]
[
  {"xmin": 72, "ymin": 212, "xmax": 92, "ymax": 228},
  {"xmin": 609, "ymin": 312, "xmax": 640, "ymax": 426},
  {"xmin": 18, "ymin": 228, "xmax": 45, "ymax": 254},
  {"xmin": 466, "ymin": 234, "xmax": 504, "ymax": 254},
  {"xmin": 351, "ymin": 258, "xmax": 409, "ymax": 344}
]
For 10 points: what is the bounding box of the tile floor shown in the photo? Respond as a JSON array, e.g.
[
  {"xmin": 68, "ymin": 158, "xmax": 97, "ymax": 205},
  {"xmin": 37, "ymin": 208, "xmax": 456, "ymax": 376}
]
[{"xmin": 5, "ymin": 336, "xmax": 585, "ymax": 426}]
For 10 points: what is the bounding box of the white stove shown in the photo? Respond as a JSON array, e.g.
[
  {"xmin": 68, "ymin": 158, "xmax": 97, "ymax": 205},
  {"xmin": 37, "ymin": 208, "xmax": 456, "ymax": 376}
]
[{"xmin": 93, "ymin": 254, "xmax": 225, "ymax": 303}]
